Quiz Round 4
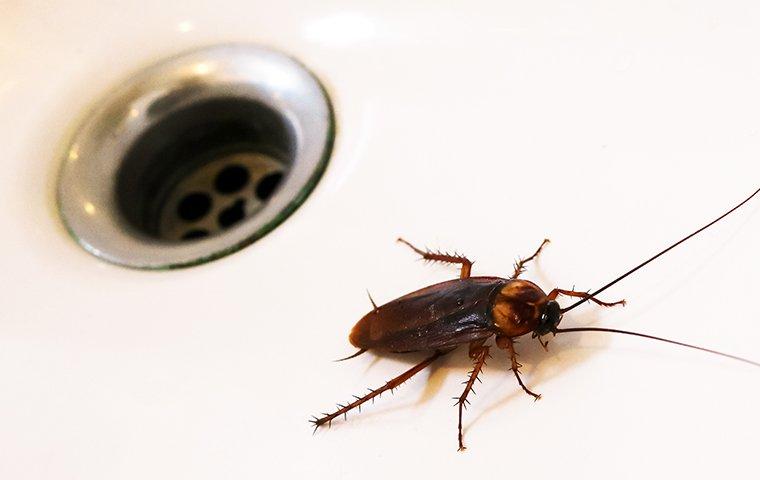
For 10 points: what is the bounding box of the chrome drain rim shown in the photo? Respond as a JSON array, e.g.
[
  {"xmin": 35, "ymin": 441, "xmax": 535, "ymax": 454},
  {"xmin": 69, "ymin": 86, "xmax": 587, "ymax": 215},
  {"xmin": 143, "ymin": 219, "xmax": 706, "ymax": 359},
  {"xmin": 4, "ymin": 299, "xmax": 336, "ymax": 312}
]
[{"xmin": 57, "ymin": 44, "xmax": 334, "ymax": 269}]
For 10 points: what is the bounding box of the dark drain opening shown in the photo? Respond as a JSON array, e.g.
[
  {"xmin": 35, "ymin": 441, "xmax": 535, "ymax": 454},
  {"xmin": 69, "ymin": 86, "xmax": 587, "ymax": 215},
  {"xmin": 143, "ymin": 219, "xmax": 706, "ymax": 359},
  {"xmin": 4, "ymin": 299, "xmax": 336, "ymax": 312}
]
[
  {"xmin": 177, "ymin": 192, "xmax": 212, "ymax": 221},
  {"xmin": 256, "ymin": 172, "xmax": 284, "ymax": 201},
  {"xmin": 218, "ymin": 199, "xmax": 247, "ymax": 228},
  {"xmin": 182, "ymin": 229, "xmax": 210, "ymax": 240},
  {"xmin": 116, "ymin": 97, "xmax": 294, "ymax": 241},
  {"xmin": 215, "ymin": 164, "xmax": 250, "ymax": 194}
]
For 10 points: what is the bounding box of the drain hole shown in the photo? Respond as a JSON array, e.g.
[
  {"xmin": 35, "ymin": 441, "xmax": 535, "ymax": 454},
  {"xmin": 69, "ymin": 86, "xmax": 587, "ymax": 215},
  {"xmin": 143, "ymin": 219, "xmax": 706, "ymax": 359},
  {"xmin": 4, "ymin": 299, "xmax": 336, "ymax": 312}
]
[
  {"xmin": 218, "ymin": 199, "xmax": 246, "ymax": 229},
  {"xmin": 182, "ymin": 229, "xmax": 210, "ymax": 240},
  {"xmin": 255, "ymin": 172, "xmax": 284, "ymax": 201},
  {"xmin": 116, "ymin": 97, "xmax": 294, "ymax": 241},
  {"xmin": 215, "ymin": 164, "xmax": 250, "ymax": 194},
  {"xmin": 177, "ymin": 192, "xmax": 212, "ymax": 221}
]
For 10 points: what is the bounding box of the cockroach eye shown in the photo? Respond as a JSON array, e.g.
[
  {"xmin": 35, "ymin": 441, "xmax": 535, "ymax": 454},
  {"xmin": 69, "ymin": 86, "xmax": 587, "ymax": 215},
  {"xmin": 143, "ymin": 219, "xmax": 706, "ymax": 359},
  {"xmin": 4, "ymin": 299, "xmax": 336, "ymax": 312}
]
[{"xmin": 536, "ymin": 300, "xmax": 561, "ymax": 336}]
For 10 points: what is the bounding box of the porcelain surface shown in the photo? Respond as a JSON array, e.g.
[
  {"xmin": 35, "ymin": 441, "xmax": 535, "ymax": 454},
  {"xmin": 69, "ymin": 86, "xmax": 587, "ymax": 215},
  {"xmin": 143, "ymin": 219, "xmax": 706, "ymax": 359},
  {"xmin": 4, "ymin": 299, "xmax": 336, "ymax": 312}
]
[{"xmin": 2, "ymin": 2, "xmax": 759, "ymax": 479}]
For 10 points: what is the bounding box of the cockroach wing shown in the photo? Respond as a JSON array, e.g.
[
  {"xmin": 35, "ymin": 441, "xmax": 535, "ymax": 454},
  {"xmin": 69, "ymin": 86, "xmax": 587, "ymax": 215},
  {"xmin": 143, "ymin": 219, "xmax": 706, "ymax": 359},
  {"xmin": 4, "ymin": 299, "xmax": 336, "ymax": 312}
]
[{"xmin": 349, "ymin": 277, "xmax": 506, "ymax": 353}]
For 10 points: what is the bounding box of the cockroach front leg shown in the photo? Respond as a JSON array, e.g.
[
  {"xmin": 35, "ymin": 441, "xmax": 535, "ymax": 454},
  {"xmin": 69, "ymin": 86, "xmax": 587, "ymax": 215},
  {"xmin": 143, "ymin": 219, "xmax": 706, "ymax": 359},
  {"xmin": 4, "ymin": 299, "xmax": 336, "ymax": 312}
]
[
  {"xmin": 397, "ymin": 238, "xmax": 473, "ymax": 279},
  {"xmin": 496, "ymin": 336, "xmax": 541, "ymax": 401},
  {"xmin": 455, "ymin": 340, "xmax": 490, "ymax": 451},
  {"xmin": 310, "ymin": 350, "xmax": 447, "ymax": 430},
  {"xmin": 511, "ymin": 238, "xmax": 550, "ymax": 279},
  {"xmin": 548, "ymin": 288, "xmax": 626, "ymax": 308}
]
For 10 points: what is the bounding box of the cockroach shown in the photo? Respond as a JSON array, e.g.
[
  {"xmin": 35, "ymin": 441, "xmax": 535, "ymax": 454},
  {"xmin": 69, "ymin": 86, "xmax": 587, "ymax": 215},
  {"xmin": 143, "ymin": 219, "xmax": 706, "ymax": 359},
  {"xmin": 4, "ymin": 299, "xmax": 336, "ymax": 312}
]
[{"xmin": 310, "ymin": 187, "xmax": 760, "ymax": 451}]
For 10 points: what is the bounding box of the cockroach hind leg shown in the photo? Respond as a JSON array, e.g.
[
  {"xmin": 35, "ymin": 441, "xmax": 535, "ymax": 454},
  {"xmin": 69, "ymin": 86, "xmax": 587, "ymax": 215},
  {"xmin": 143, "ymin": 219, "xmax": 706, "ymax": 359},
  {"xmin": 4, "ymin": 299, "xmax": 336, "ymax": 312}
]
[
  {"xmin": 310, "ymin": 351, "xmax": 446, "ymax": 432},
  {"xmin": 333, "ymin": 349, "xmax": 368, "ymax": 362}
]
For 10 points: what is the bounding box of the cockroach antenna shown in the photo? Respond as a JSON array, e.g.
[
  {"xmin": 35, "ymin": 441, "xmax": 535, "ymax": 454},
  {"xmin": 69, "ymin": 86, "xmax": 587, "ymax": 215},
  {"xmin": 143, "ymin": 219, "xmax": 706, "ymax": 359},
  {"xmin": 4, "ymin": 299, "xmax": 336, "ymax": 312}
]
[
  {"xmin": 561, "ymin": 186, "xmax": 760, "ymax": 314},
  {"xmin": 552, "ymin": 326, "xmax": 760, "ymax": 367},
  {"xmin": 554, "ymin": 186, "xmax": 760, "ymax": 368}
]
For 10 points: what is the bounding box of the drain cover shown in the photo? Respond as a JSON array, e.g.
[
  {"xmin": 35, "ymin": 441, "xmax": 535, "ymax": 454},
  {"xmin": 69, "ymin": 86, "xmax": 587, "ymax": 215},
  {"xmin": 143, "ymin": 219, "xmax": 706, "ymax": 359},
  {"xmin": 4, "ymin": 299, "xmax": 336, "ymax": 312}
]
[
  {"xmin": 57, "ymin": 44, "xmax": 334, "ymax": 269},
  {"xmin": 158, "ymin": 152, "xmax": 285, "ymax": 241}
]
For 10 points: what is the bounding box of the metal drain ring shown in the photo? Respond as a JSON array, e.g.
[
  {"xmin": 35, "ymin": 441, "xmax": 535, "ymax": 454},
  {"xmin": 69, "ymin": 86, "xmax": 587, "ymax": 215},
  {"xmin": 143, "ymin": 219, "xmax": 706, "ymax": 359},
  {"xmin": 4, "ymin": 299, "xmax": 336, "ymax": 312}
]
[{"xmin": 57, "ymin": 44, "xmax": 334, "ymax": 269}]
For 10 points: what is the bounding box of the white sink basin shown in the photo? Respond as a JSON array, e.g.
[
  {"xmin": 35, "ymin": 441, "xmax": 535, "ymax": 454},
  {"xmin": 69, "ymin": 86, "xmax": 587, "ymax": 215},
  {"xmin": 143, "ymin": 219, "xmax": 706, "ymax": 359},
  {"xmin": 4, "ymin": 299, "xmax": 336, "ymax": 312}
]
[{"xmin": 2, "ymin": 2, "xmax": 759, "ymax": 479}]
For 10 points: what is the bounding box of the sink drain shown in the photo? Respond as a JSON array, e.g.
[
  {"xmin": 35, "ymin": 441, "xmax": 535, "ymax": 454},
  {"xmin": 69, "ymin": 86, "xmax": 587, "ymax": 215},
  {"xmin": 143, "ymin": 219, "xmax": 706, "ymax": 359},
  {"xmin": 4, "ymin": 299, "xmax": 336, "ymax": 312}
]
[
  {"xmin": 57, "ymin": 45, "xmax": 334, "ymax": 269},
  {"xmin": 157, "ymin": 152, "xmax": 285, "ymax": 241}
]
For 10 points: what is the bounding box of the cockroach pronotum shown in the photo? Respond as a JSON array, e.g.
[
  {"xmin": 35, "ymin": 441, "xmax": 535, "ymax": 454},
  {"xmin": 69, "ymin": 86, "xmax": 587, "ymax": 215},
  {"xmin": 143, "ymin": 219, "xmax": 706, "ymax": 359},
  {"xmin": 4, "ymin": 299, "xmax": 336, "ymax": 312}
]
[{"xmin": 310, "ymin": 187, "xmax": 760, "ymax": 451}]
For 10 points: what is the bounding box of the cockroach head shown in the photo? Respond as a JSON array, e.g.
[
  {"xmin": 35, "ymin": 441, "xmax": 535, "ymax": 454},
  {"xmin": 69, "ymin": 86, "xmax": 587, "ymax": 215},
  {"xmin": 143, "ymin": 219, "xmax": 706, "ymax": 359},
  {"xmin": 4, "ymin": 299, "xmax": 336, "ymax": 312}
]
[{"xmin": 534, "ymin": 300, "xmax": 561, "ymax": 336}]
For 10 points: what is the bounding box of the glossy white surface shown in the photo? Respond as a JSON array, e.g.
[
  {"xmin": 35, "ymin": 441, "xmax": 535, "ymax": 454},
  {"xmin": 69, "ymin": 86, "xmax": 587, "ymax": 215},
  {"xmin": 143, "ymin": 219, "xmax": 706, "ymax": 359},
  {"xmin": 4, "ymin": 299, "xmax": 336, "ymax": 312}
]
[{"xmin": 2, "ymin": 2, "xmax": 759, "ymax": 479}]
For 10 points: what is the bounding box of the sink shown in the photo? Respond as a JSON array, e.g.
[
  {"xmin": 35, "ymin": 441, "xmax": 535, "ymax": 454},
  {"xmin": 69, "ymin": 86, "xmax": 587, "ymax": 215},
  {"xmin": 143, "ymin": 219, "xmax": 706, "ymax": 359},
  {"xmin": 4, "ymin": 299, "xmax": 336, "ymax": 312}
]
[{"xmin": 2, "ymin": 2, "xmax": 759, "ymax": 479}]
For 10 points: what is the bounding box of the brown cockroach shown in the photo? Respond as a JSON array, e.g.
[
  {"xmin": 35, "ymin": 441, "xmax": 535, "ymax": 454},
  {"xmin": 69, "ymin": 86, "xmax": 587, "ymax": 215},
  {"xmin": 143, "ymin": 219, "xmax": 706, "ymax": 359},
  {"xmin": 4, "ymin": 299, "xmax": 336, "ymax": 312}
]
[{"xmin": 311, "ymin": 187, "xmax": 760, "ymax": 450}]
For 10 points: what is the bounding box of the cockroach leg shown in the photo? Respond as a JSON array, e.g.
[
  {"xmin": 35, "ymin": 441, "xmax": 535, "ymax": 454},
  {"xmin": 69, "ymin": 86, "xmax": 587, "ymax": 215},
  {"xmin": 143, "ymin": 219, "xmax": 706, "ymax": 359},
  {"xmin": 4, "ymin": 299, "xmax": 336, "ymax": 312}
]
[
  {"xmin": 548, "ymin": 288, "xmax": 626, "ymax": 308},
  {"xmin": 397, "ymin": 238, "xmax": 473, "ymax": 279},
  {"xmin": 510, "ymin": 238, "xmax": 551, "ymax": 279},
  {"xmin": 496, "ymin": 336, "xmax": 541, "ymax": 401},
  {"xmin": 311, "ymin": 350, "xmax": 447, "ymax": 431},
  {"xmin": 455, "ymin": 341, "xmax": 490, "ymax": 451}
]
